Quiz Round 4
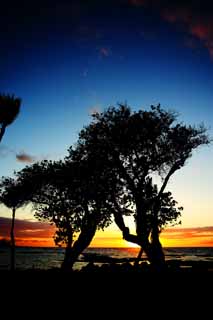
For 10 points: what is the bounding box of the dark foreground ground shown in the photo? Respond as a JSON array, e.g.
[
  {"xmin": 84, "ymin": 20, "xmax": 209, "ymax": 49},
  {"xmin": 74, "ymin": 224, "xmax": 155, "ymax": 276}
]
[
  {"xmin": 1, "ymin": 260, "xmax": 212, "ymax": 299},
  {"xmin": 78, "ymin": 260, "xmax": 213, "ymax": 272},
  {"xmin": 2, "ymin": 260, "xmax": 213, "ymax": 273}
]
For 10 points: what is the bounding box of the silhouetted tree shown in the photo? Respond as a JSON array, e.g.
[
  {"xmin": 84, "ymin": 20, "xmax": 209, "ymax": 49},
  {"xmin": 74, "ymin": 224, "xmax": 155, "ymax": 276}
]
[
  {"xmin": 0, "ymin": 94, "xmax": 21, "ymax": 142},
  {"xmin": 0, "ymin": 94, "xmax": 21, "ymax": 269},
  {"xmin": 0, "ymin": 177, "xmax": 29, "ymax": 270},
  {"xmin": 14, "ymin": 159, "xmax": 117, "ymax": 270},
  {"xmin": 70, "ymin": 104, "xmax": 209, "ymax": 268}
]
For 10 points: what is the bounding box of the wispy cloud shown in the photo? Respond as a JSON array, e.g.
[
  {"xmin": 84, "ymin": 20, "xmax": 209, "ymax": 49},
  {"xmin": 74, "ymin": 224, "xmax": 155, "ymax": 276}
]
[
  {"xmin": 129, "ymin": 0, "xmax": 213, "ymax": 59},
  {"xmin": 99, "ymin": 47, "xmax": 110, "ymax": 57},
  {"xmin": 0, "ymin": 146, "xmax": 37, "ymax": 163},
  {"xmin": 161, "ymin": 226, "xmax": 213, "ymax": 246},
  {"xmin": 0, "ymin": 217, "xmax": 55, "ymax": 247},
  {"xmin": 16, "ymin": 152, "xmax": 35, "ymax": 163},
  {"xmin": 1, "ymin": 217, "xmax": 212, "ymax": 247},
  {"xmin": 162, "ymin": 7, "xmax": 213, "ymax": 59},
  {"xmin": 164, "ymin": 226, "xmax": 213, "ymax": 234},
  {"xmin": 0, "ymin": 217, "xmax": 55, "ymax": 239}
]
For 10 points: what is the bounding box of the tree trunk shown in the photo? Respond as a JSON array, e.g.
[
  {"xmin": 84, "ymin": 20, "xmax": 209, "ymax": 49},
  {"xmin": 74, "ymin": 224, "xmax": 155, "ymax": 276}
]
[
  {"xmin": 10, "ymin": 207, "xmax": 16, "ymax": 271},
  {"xmin": 61, "ymin": 215, "xmax": 97, "ymax": 271},
  {"xmin": 61, "ymin": 226, "xmax": 73, "ymax": 271},
  {"xmin": 67, "ymin": 224, "xmax": 97, "ymax": 270},
  {"xmin": 134, "ymin": 201, "xmax": 155, "ymax": 265},
  {"xmin": 134, "ymin": 247, "xmax": 143, "ymax": 267},
  {"xmin": 150, "ymin": 224, "xmax": 165, "ymax": 270},
  {"xmin": 149, "ymin": 203, "xmax": 166, "ymax": 270},
  {"xmin": 136, "ymin": 222, "xmax": 165, "ymax": 270},
  {"xmin": 135, "ymin": 197, "xmax": 166, "ymax": 270},
  {"xmin": 113, "ymin": 203, "xmax": 165, "ymax": 269}
]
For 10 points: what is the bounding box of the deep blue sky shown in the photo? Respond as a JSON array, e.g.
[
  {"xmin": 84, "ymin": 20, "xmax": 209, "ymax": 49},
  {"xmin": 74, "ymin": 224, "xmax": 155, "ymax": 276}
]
[{"xmin": 0, "ymin": 0, "xmax": 213, "ymax": 227}]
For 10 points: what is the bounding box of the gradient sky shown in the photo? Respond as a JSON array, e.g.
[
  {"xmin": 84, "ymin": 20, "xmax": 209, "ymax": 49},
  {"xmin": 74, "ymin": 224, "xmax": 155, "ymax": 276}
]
[{"xmin": 0, "ymin": 0, "xmax": 213, "ymax": 247}]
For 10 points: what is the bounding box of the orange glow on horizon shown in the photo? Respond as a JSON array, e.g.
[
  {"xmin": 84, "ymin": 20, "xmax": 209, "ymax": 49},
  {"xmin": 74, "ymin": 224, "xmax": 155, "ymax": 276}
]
[
  {"xmin": 1, "ymin": 217, "xmax": 212, "ymax": 247},
  {"xmin": 11, "ymin": 236, "xmax": 212, "ymax": 248},
  {"xmin": 3, "ymin": 234, "xmax": 212, "ymax": 248}
]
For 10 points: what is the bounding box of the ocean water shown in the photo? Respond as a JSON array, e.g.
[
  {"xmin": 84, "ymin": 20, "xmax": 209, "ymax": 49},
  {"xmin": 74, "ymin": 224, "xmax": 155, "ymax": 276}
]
[{"xmin": 0, "ymin": 247, "xmax": 212, "ymax": 270}]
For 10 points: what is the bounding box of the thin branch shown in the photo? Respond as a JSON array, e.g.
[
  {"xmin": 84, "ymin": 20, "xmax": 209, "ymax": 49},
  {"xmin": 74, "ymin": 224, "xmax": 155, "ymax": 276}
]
[{"xmin": 158, "ymin": 162, "xmax": 180, "ymax": 199}]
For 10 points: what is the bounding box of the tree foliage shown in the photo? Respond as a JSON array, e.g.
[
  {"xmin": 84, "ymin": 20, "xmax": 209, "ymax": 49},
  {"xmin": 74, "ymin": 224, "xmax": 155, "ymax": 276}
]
[
  {"xmin": 11, "ymin": 159, "xmax": 118, "ymax": 269},
  {"xmin": 0, "ymin": 177, "xmax": 30, "ymax": 210},
  {"xmin": 70, "ymin": 104, "xmax": 209, "ymax": 267},
  {"xmin": 0, "ymin": 176, "xmax": 30, "ymax": 270}
]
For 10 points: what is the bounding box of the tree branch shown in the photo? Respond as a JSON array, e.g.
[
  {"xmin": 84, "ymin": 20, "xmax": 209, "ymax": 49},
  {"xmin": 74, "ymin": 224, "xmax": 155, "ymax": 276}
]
[
  {"xmin": 158, "ymin": 162, "xmax": 180, "ymax": 199},
  {"xmin": 112, "ymin": 149, "xmax": 136, "ymax": 193}
]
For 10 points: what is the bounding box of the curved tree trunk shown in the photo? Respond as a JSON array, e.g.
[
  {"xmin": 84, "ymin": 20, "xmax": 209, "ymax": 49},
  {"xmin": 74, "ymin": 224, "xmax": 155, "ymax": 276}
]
[
  {"xmin": 134, "ymin": 247, "xmax": 143, "ymax": 267},
  {"xmin": 67, "ymin": 222, "xmax": 97, "ymax": 270},
  {"xmin": 10, "ymin": 207, "xmax": 16, "ymax": 271},
  {"xmin": 149, "ymin": 203, "xmax": 166, "ymax": 269},
  {"xmin": 61, "ymin": 214, "xmax": 97, "ymax": 271},
  {"xmin": 145, "ymin": 165, "xmax": 180, "ymax": 269},
  {"xmin": 135, "ymin": 219, "xmax": 165, "ymax": 269},
  {"xmin": 114, "ymin": 207, "xmax": 165, "ymax": 270},
  {"xmin": 150, "ymin": 224, "xmax": 165, "ymax": 269}
]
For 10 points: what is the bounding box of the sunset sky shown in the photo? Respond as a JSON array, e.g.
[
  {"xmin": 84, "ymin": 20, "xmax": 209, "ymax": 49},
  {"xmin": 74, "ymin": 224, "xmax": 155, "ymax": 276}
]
[{"xmin": 0, "ymin": 0, "xmax": 213, "ymax": 247}]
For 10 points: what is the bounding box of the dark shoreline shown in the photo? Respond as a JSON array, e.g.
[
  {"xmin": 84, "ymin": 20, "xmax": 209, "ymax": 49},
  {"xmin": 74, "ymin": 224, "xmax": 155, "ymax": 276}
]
[{"xmin": 1, "ymin": 260, "xmax": 213, "ymax": 272}]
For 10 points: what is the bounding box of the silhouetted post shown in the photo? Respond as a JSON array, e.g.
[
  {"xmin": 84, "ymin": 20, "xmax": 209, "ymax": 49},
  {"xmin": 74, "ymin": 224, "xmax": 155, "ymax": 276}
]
[{"xmin": 10, "ymin": 207, "xmax": 16, "ymax": 271}]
